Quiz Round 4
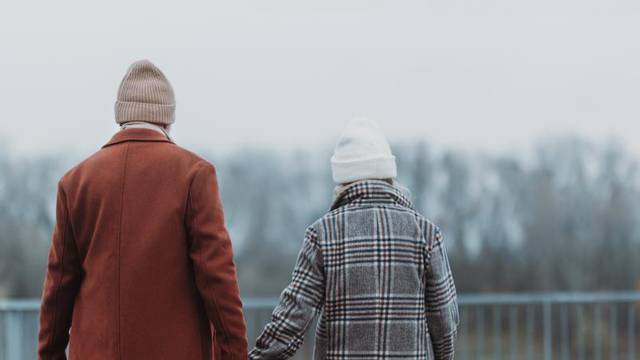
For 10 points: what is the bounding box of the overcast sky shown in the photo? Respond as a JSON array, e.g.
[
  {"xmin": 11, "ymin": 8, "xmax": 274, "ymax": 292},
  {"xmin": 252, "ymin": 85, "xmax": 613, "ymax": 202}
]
[{"xmin": 1, "ymin": 0, "xmax": 639, "ymax": 157}]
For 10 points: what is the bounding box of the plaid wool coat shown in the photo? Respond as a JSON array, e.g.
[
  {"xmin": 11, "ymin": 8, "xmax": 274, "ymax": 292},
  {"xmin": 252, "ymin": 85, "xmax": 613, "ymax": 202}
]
[{"xmin": 250, "ymin": 180, "xmax": 459, "ymax": 360}]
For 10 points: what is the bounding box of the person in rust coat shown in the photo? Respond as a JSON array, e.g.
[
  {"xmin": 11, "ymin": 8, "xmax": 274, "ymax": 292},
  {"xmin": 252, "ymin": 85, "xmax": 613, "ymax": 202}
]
[{"xmin": 38, "ymin": 60, "xmax": 248, "ymax": 360}]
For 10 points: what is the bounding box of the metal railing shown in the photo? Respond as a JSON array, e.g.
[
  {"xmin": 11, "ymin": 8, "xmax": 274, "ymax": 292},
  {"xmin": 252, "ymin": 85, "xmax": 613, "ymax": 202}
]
[
  {"xmin": 456, "ymin": 292, "xmax": 640, "ymax": 360},
  {"xmin": 1, "ymin": 293, "xmax": 638, "ymax": 360}
]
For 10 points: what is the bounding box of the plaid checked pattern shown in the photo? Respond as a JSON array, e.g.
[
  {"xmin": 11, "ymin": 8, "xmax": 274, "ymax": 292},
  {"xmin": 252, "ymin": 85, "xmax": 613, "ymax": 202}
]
[{"xmin": 250, "ymin": 180, "xmax": 459, "ymax": 359}]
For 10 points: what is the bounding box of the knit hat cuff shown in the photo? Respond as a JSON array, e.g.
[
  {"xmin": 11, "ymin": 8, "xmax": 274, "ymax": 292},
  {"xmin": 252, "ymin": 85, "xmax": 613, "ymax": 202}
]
[
  {"xmin": 331, "ymin": 155, "xmax": 397, "ymax": 183},
  {"xmin": 115, "ymin": 101, "xmax": 175, "ymax": 125}
]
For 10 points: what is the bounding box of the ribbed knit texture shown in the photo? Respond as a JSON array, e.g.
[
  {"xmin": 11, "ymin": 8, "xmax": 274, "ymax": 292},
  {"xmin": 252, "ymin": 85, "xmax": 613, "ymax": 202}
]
[
  {"xmin": 115, "ymin": 60, "xmax": 175, "ymax": 125},
  {"xmin": 331, "ymin": 117, "xmax": 397, "ymax": 183}
]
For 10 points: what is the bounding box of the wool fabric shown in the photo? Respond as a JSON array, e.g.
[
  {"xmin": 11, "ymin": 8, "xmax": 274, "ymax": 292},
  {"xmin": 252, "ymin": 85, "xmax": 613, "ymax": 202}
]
[{"xmin": 115, "ymin": 59, "xmax": 175, "ymax": 125}]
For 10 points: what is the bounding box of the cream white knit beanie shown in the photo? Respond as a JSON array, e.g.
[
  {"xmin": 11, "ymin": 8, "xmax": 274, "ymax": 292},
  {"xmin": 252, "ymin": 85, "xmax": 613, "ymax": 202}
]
[
  {"xmin": 331, "ymin": 117, "xmax": 397, "ymax": 184},
  {"xmin": 115, "ymin": 59, "xmax": 175, "ymax": 125}
]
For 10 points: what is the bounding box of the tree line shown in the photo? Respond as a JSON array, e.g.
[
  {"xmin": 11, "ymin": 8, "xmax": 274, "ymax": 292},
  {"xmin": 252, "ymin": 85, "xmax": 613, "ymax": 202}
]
[{"xmin": 1, "ymin": 137, "xmax": 638, "ymax": 298}]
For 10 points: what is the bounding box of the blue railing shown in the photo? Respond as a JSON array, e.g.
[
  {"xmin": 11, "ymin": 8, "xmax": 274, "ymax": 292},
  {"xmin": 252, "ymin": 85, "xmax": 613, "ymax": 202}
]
[{"xmin": 1, "ymin": 293, "xmax": 639, "ymax": 359}]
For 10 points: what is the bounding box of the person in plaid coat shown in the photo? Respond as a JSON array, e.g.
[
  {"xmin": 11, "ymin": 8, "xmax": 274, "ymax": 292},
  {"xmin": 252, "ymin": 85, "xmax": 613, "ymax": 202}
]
[{"xmin": 250, "ymin": 118, "xmax": 459, "ymax": 360}]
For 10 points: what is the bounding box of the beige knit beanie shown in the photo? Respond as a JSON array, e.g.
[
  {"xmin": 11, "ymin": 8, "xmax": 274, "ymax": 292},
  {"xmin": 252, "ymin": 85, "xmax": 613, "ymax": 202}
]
[{"xmin": 115, "ymin": 59, "xmax": 175, "ymax": 125}]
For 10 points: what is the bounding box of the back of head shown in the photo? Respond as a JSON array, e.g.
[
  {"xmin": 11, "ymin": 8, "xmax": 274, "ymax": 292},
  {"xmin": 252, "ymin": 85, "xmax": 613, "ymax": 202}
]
[{"xmin": 115, "ymin": 59, "xmax": 176, "ymax": 126}]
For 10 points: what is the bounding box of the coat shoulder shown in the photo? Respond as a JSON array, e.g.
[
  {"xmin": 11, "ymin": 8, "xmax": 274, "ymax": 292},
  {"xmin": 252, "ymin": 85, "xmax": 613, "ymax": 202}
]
[
  {"xmin": 413, "ymin": 213, "xmax": 444, "ymax": 247},
  {"xmin": 171, "ymin": 145, "xmax": 212, "ymax": 166},
  {"xmin": 58, "ymin": 142, "xmax": 217, "ymax": 190},
  {"xmin": 58, "ymin": 148, "xmax": 106, "ymax": 188},
  {"xmin": 170, "ymin": 145, "xmax": 219, "ymax": 174},
  {"xmin": 309, "ymin": 206, "xmax": 443, "ymax": 247}
]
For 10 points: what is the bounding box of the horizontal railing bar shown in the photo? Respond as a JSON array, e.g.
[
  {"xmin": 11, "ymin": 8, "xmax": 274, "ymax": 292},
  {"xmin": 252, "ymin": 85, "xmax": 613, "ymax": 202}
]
[
  {"xmin": 243, "ymin": 298, "xmax": 281, "ymax": 308},
  {"xmin": 248, "ymin": 292, "xmax": 640, "ymax": 307},
  {"xmin": 2, "ymin": 292, "xmax": 640, "ymax": 311},
  {"xmin": 0, "ymin": 299, "xmax": 41, "ymax": 311},
  {"xmin": 458, "ymin": 292, "xmax": 640, "ymax": 305}
]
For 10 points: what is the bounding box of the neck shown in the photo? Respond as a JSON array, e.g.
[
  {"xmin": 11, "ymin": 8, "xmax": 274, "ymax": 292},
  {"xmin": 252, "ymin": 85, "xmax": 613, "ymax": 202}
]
[
  {"xmin": 334, "ymin": 179, "xmax": 395, "ymax": 199},
  {"xmin": 121, "ymin": 122, "xmax": 170, "ymax": 138}
]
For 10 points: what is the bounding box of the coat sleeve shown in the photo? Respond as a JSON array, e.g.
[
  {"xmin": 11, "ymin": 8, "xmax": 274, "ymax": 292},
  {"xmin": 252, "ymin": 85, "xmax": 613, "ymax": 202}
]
[
  {"xmin": 186, "ymin": 162, "xmax": 248, "ymax": 359},
  {"xmin": 425, "ymin": 227, "xmax": 459, "ymax": 360},
  {"xmin": 249, "ymin": 227, "xmax": 325, "ymax": 359},
  {"xmin": 38, "ymin": 182, "xmax": 83, "ymax": 360}
]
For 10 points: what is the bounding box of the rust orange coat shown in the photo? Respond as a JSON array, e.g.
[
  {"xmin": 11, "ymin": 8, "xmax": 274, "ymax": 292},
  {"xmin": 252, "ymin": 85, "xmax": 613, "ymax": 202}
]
[{"xmin": 38, "ymin": 128, "xmax": 248, "ymax": 360}]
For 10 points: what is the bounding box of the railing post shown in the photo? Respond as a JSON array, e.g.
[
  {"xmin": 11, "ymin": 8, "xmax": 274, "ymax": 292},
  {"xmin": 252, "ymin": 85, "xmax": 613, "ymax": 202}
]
[
  {"xmin": 561, "ymin": 303, "xmax": 569, "ymax": 360},
  {"xmin": 6, "ymin": 310, "xmax": 23, "ymax": 360},
  {"xmin": 477, "ymin": 306, "xmax": 485, "ymax": 358},
  {"xmin": 595, "ymin": 304, "xmax": 602, "ymax": 360},
  {"xmin": 493, "ymin": 305, "xmax": 501, "ymax": 359},
  {"xmin": 460, "ymin": 306, "xmax": 468, "ymax": 360},
  {"xmin": 509, "ymin": 305, "xmax": 518, "ymax": 359},
  {"xmin": 527, "ymin": 305, "xmax": 535, "ymax": 360},
  {"xmin": 577, "ymin": 304, "xmax": 585, "ymax": 360},
  {"xmin": 544, "ymin": 301, "xmax": 552, "ymax": 360},
  {"xmin": 629, "ymin": 304, "xmax": 636, "ymax": 360},
  {"xmin": 611, "ymin": 304, "xmax": 618, "ymax": 360}
]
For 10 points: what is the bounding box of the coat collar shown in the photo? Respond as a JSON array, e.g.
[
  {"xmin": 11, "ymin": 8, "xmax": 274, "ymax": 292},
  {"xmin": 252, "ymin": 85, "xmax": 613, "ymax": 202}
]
[
  {"xmin": 331, "ymin": 179, "xmax": 414, "ymax": 211},
  {"xmin": 102, "ymin": 128, "xmax": 174, "ymax": 148}
]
